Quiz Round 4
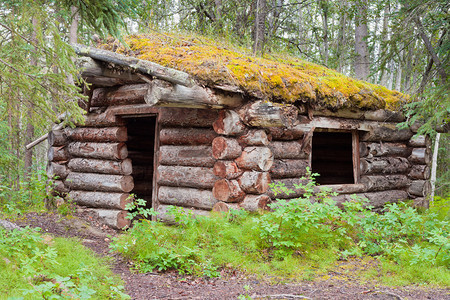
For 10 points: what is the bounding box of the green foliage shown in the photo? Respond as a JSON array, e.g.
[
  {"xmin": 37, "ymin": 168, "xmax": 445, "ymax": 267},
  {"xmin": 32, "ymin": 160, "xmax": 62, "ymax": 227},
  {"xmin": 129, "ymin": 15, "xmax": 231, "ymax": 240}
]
[
  {"xmin": 111, "ymin": 179, "xmax": 449, "ymax": 285},
  {"xmin": 0, "ymin": 226, "xmax": 129, "ymax": 299}
]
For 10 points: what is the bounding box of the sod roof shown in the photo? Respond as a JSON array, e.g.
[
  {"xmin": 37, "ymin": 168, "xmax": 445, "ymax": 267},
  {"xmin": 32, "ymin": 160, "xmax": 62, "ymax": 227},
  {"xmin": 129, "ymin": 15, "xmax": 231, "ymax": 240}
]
[{"xmin": 102, "ymin": 33, "xmax": 406, "ymax": 111}]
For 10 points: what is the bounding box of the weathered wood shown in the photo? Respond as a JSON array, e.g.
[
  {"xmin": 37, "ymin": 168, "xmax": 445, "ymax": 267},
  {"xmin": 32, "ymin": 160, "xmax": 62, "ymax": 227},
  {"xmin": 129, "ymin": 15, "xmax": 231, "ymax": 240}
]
[
  {"xmin": 68, "ymin": 158, "xmax": 132, "ymax": 175},
  {"xmin": 106, "ymin": 104, "xmax": 159, "ymax": 118},
  {"xmin": 213, "ymin": 110, "xmax": 246, "ymax": 136},
  {"xmin": 238, "ymin": 171, "xmax": 270, "ymax": 194},
  {"xmin": 361, "ymin": 127, "xmax": 413, "ymax": 142},
  {"xmin": 238, "ymin": 130, "xmax": 270, "ymax": 146},
  {"xmin": 266, "ymin": 178, "xmax": 309, "ymax": 199},
  {"xmin": 270, "ymin": 159, "xmax": 309, "ymax": 178},
  {"xmin": 352, "ymin": 131, "xmax": 361, "ymax": 184},
  {"xmin": 360, "ymin": 157, "xmax": 410, "ymax": 175},
  {"xmin": 158, "ymin": 107, "xmax": 218, "ymax": 127},
  {"xmin": 413, "ymin": 197, "xmax": 429, "ymax": 209},
  {"xmin": 159, "ymin": 145, "xmax": 215, "ymax": 167},
  {"xmin": 408, "ymin": 148, "xmax": 431, "ymax": 164},
  {"xmin": 77, "ymin": 56, "xmax": 143, "ymax": 83},
  {"xmin": 47, "ymin": 162, "xmax": 69, "ymax": 180},
  {"xmin": 91, "ymin": 84, "xmax": 147, "ymax": 107},
  {"xmin": 84, "ymin": 76, "xmax": 140, "ymax": 87},
  {"xmin": 360, "ymin": 175, "xmax": 409, "ymax": 192},
  {"xmin": 408, "ymin": 180, "xmax": 432, "ymax": 197},
  {"xmin": 363, "ymin": 110, "xmax": 405, "ymax": 122},
  {"xmin": 48, "ymin": 129, "xmax": 67, "ymax": 147},
  {"xmin": 313, "ymin": 109, "xmax": 405, "ymax": 122},
  {"xmin": 238, "ymin": 100, "xmax": 298, "ymax": 127},
  {"xmin": 212, "ymin": 202, "xmax": 240, "ymax": 212},
  {"xmin": 235, "ymin": 147, "xmax": 274, "ymax": 172},
  {"xmin": 81, "ymin": 109, "xmax": 126, "ymax": 127},
  {"xmin": 92, "ymin": 208, "xmax": 130, "ymax": 229},
  {"xmin": 69, "ymin": 191, "xmax": 130, "ymax": 210},
  {"xmin": 267, "ymin": 125, "xmax": 304, "ymax": 140},
  {"xmin": 269, "ymin": 141, "xmax": 308, "ymax": 159},
  {"xmin": 212, "ymin": 137, "xmax": 242, "ymax": 159},
  {"xmin": 157, "ymin": 165, "xmax": 218, "ymax": 189},
  {"xmin": 159, "ymin": 128, "xmax": 216, "ymax": 145},
  {"xmin": 408, "ymin": 164, "xmax": 431, "ymax": 180},
  {"xmin": 156, "ymin": 204, "xmax": 210, "ymax": 223},
  {"xmin": 315, "ymin": 183, "xmax": 366, "ymax": 194},
  {"xmin": 52, "ymin": 180, "xmax": 69, "ymax": 194},
  {"xmin": 332, "ymin": 190, "xmax": 409, "ymax": 208},
  {"xmin": 212, "ymin": 179, "xmax": 245, "ymax": 203},
  {"xmin": 158, "ymin": 186, "xmax": 217, "ymax": 210},
  {"xmin": 146, "ymin": 79, "xmax": 243, "ymax": 109},
  {"xmin": 213, "ymin": 161, "xmax": 243, "ymax": 179},
  {"xmin": 48, "ymin": 146, "xmax": 69, "ymax": 162},
  {"xmin": 74, "ymin": 44, "xmax": 196, "ymax": 87},
  {"xmin": 65, "ymin": 127, "xmax": 127, "ymax": 142},
  {"xmin": 68, "ymin": 142, "xmax": 128, "ymax": 160},
  {"xmin": 361, "ymin": 142, "xmax": 412, "ymax": 157},
  {"xmin": 408, "ymin": 135, "xmax": 430, "ymax": 147},
  {"xmin": 240, "ymin": 194, "xmax": 270, "ymax": 211},
  {"xmin": 65, "ymin": 172, "xmax": 134, "ymax": 192}
]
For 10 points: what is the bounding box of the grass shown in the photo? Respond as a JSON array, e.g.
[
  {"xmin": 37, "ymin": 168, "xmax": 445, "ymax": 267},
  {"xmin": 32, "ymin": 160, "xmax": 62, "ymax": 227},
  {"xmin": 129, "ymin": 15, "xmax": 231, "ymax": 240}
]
[{"xmin": 0, "ymin": 227, "xmax": 129, "ymax": 299}]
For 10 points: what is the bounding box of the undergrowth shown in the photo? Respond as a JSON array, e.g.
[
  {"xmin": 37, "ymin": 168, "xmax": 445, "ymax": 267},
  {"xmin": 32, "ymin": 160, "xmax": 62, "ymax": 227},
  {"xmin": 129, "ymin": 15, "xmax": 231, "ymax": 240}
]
[
  {"xmin": 110, "ymin": 173, "xmax": 449, "ymax": 286},
  {"xmin": 0, "ymin": 226, "xmax": 129, "ymax": 299}
]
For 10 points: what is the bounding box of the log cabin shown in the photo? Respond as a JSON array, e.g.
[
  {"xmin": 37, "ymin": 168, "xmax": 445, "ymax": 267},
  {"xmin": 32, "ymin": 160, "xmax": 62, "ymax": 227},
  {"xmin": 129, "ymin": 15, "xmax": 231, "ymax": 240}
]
[{"xmin": 47, "ymin": 33, "xmax": 434, "ymax": 229}]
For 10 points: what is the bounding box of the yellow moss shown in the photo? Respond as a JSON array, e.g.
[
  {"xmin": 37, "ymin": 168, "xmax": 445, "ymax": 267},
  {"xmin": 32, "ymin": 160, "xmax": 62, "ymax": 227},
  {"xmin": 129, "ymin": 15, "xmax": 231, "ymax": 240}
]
[{"xmin": 102, "ymin": 33, "xmax": 407, "ymax": 111}]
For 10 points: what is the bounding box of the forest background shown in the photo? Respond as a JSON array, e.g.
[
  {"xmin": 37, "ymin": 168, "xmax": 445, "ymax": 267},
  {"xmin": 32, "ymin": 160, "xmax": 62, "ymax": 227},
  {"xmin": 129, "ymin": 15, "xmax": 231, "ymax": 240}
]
[{"xmin": 0, "ymin": 0, "xmax": 448, "ymax": 212}]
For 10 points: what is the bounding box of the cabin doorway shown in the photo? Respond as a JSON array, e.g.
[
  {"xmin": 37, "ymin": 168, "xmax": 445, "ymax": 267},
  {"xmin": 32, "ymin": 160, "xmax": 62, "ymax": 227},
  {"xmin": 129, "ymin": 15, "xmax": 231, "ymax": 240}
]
[{"xmin": 125, "ymin": 116, "xmax": 158, "ymax": 209}]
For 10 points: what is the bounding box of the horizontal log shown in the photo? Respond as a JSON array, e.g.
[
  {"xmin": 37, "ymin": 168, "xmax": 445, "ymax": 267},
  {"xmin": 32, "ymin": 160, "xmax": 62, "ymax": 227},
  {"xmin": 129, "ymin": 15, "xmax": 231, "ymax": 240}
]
[
  {"xmin": 159, "ymin": 128, "xmax": 216, "ymax": 145},
  {"xmin": 238, "ymin": 100, "xmax": 298, "ymax": 127},
  {"xmin": 91, "ymin": 84, "xmax": 147, "ymax": 107},
  {"xmin": 156, "ymin": 204, "xmax": 210, "ymax": 223},
  {"xmin": 266, "ymin": 178, "xmax": 309, "ymax": 199},
  {"xmin": 212, "ymin": 202, "xmax": 240, "ymax": 212},
  {"xmin": 363, "ymin": 110, "xmax": 405, "ymax": 122},
  {"xmin": 408, "ymin": 135, "xmax": 430, "ymax": 147},
  {"xmin": 313, "ymin": 109, "xmax": 404, "ymax": 122},
  {"xmin": 84, "ymin": 75, "xmax": 140, "ymax": 87},
  {"xmin": 48, "ymin": 146, "xmax": 69, "ymax": 162},
  {"xmin": 69, "ymin": 191, "xmax": 130, "ymax": 210},
  {"xmin": 159, "ymin": 145, "xmax": 215, "ymax": 167},
  {"xmin": 65, "ymin": 127, "xmax": 127, "ymax": 142},
  {"xmin": 48, "ymin": 130, "xmax": 67, "ymax": 147},
  {"xmin": 240, "ymin": 194, "xmax": 270, "ymax": 211},
  {"xmin": 81, "ymin": 109, "xmax": 126, "ymax": 127},
  {"xmin": 361, "ymin": 127, "xmax": 413, "ymax": 142},
  {"xmin": 68, "ymin": 158, "xmax": 132, "ymax": 175},
  {"xmin": 408, "ymin": 180, "xmax": 431, "ymax": 197},
  {"xmin": 315, "ymin": 183, "xmax": 366, "ymax": 194},
  {"xmin": 158, "ymin": 186, "xmax": 217, "ymax": 210},
  {"xmin": 146, "ymin": 79, "xmax": 243, "ymax": 109},
  {"xmin": 238, "ymin": 171, "xmax": 270, "ymax": 194},
  {"xmin": 408, "ymin": 164, "xmax": 431, "ymax": 180},
  {"xmin": 212, "ymin": 137, "xmax": 242, "ymax": 159},
  {"xmin": 238, "ymin": 130, "xmax": 270, "ymax": 146},
  {"xmin": 47, "ymin": 162, "xmax": 69, "ymax": 180},
  {"xmin": 408, "ymin": 148, "xmax": 431, "ymax": 165},
  {"xmin": 157, "ymin": 165, "xmax": 218, "ymax": 189},
  {"xmin": 212, "ymin": 179, "xmax": 245, "ymax": 203},
  {"xmin": 158, "ymin": 107, "xmax": 218, "ymax": 127},
  {"xmin": 361, "ymin": 142, "xmax": 412, "ymax": 157},
  {"xmin": 269, "ymin": 141, "xmax": 308, "ymax": 159},
  {"xmin": 332, "ymin": 190, "xmax": 409, "ymax": 208},
  {"xmin": 360, "ymin": 157, "xmax": 410, "ymax": 175},
  {"xmin": 68, "ymin": 142, "xmax": 128, "ymax": 160},
  {"xmin": 267, "ymin": 125, "xmax": 304, "ymax": 140},
  {"xmin": 213, "ymin": 161, "xmax": 243, "ymax": 179},
  {"xmin": 91, "ymin": 208, "xmax": 130, "ymax": 229},
  {"xmin": 74, "ymin": 44, "xmax": 196, "ymax": 87},
  {"xmin": 65, "ymin": 172, "xmax": 134, "ymax": 192},
  {"xmin": 51, "ymin": 180, "xmax": 69, "ymax": 194},
  {"xmin": 413, "ymin": 197, "xmax": 429, "ymax": 209},
  {"xmin": 213, "ymin": 110, "xmax": 246, "ymax": 136},
  {"xmin": 270, "ymin": 159, "xmax": 309, "ymax": 178},
  {"xmin": 360, "ymin": 175, "xmax": 409, "ymax": 192},
  {"xmin": 235, "ymin": 147, "xmax": 274, "ymax": 172}
]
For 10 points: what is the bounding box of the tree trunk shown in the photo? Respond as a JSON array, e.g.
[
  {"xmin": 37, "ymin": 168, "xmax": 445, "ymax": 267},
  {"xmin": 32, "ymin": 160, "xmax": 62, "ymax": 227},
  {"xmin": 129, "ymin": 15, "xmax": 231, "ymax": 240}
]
[
  {"xmin": 68, "ymin": 158, "xmax": 132, "ymax": 175},
  {"xmin": 213, "ymin": 161, "xmax": 243, "ymax": 179},
  {"xmin": 354, "ymin": 0, "xmax": 369, "ymax": 81},
  {"xmin": 65, "ymin": 127, "xmax": 127, "ymax": 142},
  {"xmin": 253, "ymin": 0, "xmax": 266, "ymax": 54},
  {"xmin": 159, "ymin": 128, "xmax": 216, "ymax": 145},
  {"xmin": 235, "ymin": 146, "xmax": 274, "ymax": 172},
  {"xmin": 212, "ymin": 179, "xmax": 245, "ymax": 202},
  {"xmin": 430, "ymin": 133, "xmax": 440, "ymax": 201},
  {"xmin": 158, "ymin": 186, "xmax": 217, "ymax": 210},
  {"xmin": 65, "ymin": 172, "xmax": 134, "ymax": 192},
  {"xmin": 213, "ymin": 110, "xmax": 246, "ymax": 136},
  {"xmin": 270, "ymin": 159, "xmax": 309, "ymax": 178},
  {"xmin": 69, "ymin": 191, "xmax": 130, "ymax": 210},
  {"xmin": 212, "ymin": 137, "xmax": 242, "ymax": 159},
  {"xmin": 157, "ymin": 165, "xmax": 218, "ymax": 189},
  {"xmin": 68, "ymin": 142, "xmax": 128, "ymax": 160},
  {"xmin": 159, "ymin": 145, "xmax": 215, "ymax": 167},
  {"xmin": 238, "ymin": 171, "xmax": 270, "ymax": 194}
]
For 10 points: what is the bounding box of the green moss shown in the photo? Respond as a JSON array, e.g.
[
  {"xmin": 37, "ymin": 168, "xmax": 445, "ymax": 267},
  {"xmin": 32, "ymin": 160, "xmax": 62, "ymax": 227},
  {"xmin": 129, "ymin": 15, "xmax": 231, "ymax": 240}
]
[{"xmin": 103, "ymin": 32, "xmax": 407, "ymax": 111}]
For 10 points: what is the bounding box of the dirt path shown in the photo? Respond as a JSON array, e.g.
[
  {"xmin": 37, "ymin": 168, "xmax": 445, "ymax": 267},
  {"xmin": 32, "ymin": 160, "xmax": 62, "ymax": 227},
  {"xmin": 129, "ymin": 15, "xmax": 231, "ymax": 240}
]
[{"xmin": 13, "ymin": 211, "xmax": 449, "ymax": 300}]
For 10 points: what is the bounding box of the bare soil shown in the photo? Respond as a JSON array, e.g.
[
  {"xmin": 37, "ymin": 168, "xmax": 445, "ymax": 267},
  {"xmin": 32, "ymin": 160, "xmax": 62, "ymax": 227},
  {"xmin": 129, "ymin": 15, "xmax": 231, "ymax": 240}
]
[{"xmin": 12, "ymin": 210, "xmax": 449, "ymax": 300}]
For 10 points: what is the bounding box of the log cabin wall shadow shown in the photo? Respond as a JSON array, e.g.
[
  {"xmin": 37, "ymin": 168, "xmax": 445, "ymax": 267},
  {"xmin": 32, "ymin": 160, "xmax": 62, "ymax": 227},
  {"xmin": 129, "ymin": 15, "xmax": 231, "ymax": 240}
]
[{"xmin": 43, "ymin": 36, "xmax": 443, "ymax": 229}]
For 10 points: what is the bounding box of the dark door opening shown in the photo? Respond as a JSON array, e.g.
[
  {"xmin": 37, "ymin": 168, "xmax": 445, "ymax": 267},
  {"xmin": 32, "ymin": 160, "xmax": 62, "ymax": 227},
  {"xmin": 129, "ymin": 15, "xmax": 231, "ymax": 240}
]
[
  {"xmin": 126, "ymin": 116, "xmax": 157, "ymax": 209},
  {"xmin": 312, "ymin": 131, "xmax": 354, "ymax": 185}
]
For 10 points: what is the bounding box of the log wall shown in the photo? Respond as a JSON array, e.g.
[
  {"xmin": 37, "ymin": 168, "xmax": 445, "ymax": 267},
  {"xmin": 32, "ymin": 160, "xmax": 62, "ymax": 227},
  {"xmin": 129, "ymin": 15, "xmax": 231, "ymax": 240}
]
[{"xmin": 49, "ymin": 82, "xmax": 432, "ymax": 228}]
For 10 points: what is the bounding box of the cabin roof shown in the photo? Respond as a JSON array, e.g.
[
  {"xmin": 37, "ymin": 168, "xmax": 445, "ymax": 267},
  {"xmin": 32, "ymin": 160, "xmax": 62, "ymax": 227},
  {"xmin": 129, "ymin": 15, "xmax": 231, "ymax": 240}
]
[{"xmin": 97, "ymin": 33, "xmax": 406, "ymax": 112}]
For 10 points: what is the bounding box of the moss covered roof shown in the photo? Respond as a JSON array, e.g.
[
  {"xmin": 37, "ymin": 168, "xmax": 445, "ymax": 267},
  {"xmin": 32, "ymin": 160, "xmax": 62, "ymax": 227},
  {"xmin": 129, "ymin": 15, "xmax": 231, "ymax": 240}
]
[{"xmin": 102, "ymin": 33, "xmax": 406, "ymax": 111}]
